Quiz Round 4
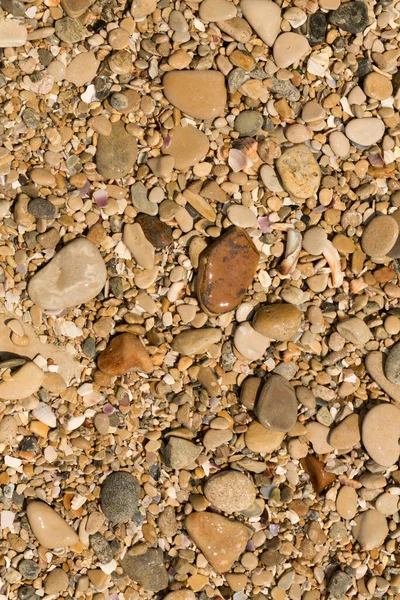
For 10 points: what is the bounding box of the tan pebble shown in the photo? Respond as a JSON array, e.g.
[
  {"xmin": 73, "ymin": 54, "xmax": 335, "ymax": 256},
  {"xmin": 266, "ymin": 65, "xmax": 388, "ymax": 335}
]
[
  {"xmin": 0, "ymin": 415, "xmax": 18, "ymax": 444},
  {"xmin": 108, "ymin": 27, "xmax": 130, "ymax": 49},
  {"xmin": 273, "ymin": 33, "xmax": 310, "ymax": 68},
  {"xmin": 336, "ymin": 486, "xmax": 358, "ymax": 520},
  {"xmin": 329, "ymin": 131, "xmax": 350, "ymax": 157},
  {"xmin": 44, "ymin": 568, "xmax": 69, "ymax": 595},
  {"xmin": 285, "ymin": 123, "xmax": 310, "ymax": 143},
  {"xmin": 88, "ymin": 570, "xmax": 111, "ymax": 591},
  {"xmin": 88, "ymin": 116, "xmax": 112, "ymax": 136},
  {"xmin": 42, "ymin": 372, "xmax": 67, "ymax": 394},
  {"xmin": 204, "ymin": 471, "xmax": 256, "ymax": 513},
  {"xmin": 233, "ymin": 322, "xmax": 269, "ymax": 360},
  {"xmin": 163, "ymin": 70, "xmax": 227, "ymax": 120},
  {"xmin": 123, "ymin": 223, "xmax": 155, "ymax": 270},
  {"xmin": 375, "ymin": 492, "xmax": 399, "ymax": 515},
  {"xmin": 240, "ymin": 0, "xmax": 282, "ymax": 47},
  {"xmin": 163, "ymin": 125, "xmax": 209, "ymax": 171},
  {"xmin": 361, "ymin": 215, "xmax": 398, "ymax": 257},
  {"xmin": 276, "ymin": 144, "xmax": 321, "ymax": 199},
  {"xmin": 345, "ymin": 118, "xmax": 385, "ymax": 146},
  {"xmin": 227, "ymin": 205, "xmax": 257, "ymax": 228},
  {"xmin": 352, "ymin": 509, "xmax": 388, "ymax": 551},
  {"xmin": 363, "ymin": 72, "xmax": 393, "ymax": 101},
  {"xmin": 131, "ymin": 0, "xmax": 156, "ymax": 19},
  {"xmin": 86, "ymin": 511, "xmax": 105, "ymax": 535},
  {"xmin": 6, "ymin": 319, "xmax": 24, "ymax": 337},
  {"xmin": 172, "ymin": 328, "xmax": 222, "ymax": 355},
  {"xmin": 245, "ymin": 421, "xmax": 284, "ymax": 453},
  {"xmin": 305, "ymin": 422, "xmax": 333, "ymax": 454},
  {"xmin": 65, "ymin": 52, "xmax": 99, "ymax": 87},
  {"xmin": 329, "ymin": 414, "xmax": 360, "ymax": 450},
  {"xmin": 384, "ymin": 315, "xmax": 400, "ymax": 335},
  {"xmin": 0, "ymin": 362, "xmax": 44, "ymax": 400},
  {"xmin": 362, "ymin": 403, "xmax": 400, "ymax": 466},
  {"xmin": 199, "ymin": 0, "xmax": 237, "ymax": 21},
  {"xmin": 26, "ymin": 501, "xmax": 79, "ymax": 549},
  {"xmin": 336, "ymin": 317, "xmax": 372, "ymax": 345}
]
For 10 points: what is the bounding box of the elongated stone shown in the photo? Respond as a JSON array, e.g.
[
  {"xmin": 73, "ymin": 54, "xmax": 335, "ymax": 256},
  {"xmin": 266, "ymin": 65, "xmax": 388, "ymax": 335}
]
[
  {"xmin": 26, "ymin": 501, "xmax": 79, "ymax": 549},
  {"xmin": 96, "ymin": 121, "xmax": 137, "ymax": 180},
  {"xmin": 163, "ymin": 70, "xmax": 227, "ymax": 120},
  {"xmin": 172, "ymin": 328, "xmax": 222, "ymax": 355},
  {"xmin": 196, "ymin": 226, "xmax": 259, "ymax": 315},
  {"xmin": 28, "ymin": 238, "xmax": 107, "ymax": 311},
  {"xmin": 255, "ymin": 375, "xmax": 297, "ymax": 432},
  {"xmin": 0, "ymin": 362, "xmax": 44, "ymax": 401},
  {"xmin": 276, "ymin": 144, "xmax": 321, "ymax": 199},
  {"xmin": 352, "ymin": 510, "xmax": 388, "ymax": 551},
  {"xmin": 362, "ymin": 403, "xmax": 400, "ymax": 467},
  {"xmin": 185, "ymin": 512, "xmax": 252, "ymax": 573}
]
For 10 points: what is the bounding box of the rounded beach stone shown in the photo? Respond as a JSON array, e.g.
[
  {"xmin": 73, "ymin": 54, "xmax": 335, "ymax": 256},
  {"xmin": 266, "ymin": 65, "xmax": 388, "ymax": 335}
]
[
  {"xmin": 163, "ymin": 125, "xmax": 209, "ymax": 171},
  {"xmin": 234, "ymin": 110, "xmax": 263, "ymax": 137},
  {"xmin": 44, "ymin": 569, "xmax": 69, "ymax": 595},
  {"xmin": 302, "ymin": 227, "xmax": 328, "ymax": 255},
  {"xmin": 336, "ymin": 317, "xmax": 372, "ymax": 345},
  {"xmin": 27, "ymin": 198, "xmax": 56, "ymax": 219},
  {"xmin": 96, "ymin": 121, "xmax": 137, "ymax": 180},
  {"xmin": 26, "ymin": 501, "xmax": 79, "ymax": 549},
  {"xmin": 163, "ymin": 70, "xmax": 227, "ymax": 120},
  {"xmin": 252, "ymin": 303, "xmax": 302, "ymax": 341},
  {"xmin": 345, "ymin": 118, "xmax": 385, "ymax": 146},
  {"xmin": 100, "ymin": 471, "xmax": 140, "ymax": 523},
  {"xmin": 245, "ymin": 421, "xmax": 284, "ymax": 453},
  {"xmin": 255, "ymin": 375, "xmax": 297, "ymax": 432},
  {"xmin": 199, "ymin": 0, "xmax": 237, "ymax": 21},
  {"xmin": 385, "ymin": 341, "xmax": 400, "ymax": 384},
  {"xmin": 361, "ymin": 215, "xmax": 398, "ymax": 257},
  {"xmin": 240, "ymin": 0, "xmax": 282, "ymax": 47},
  {"xmin": 0, "ymin": 415, "xmax": 18, "ymax": 444},
  {"xmin": 352, "ymin": 509, "xmax": 388, "ymax": 551},
  {"xmin": 329, "ymin": 414, "xmax": 360, "ymax": 450},
  {"xmin": 273, "ymin": 33, "xmax": 310, "ymax": 68},
  {"xmin": 336, "ymin": 486, "xmax": 358, "ymax": 520},
  {"xmin": 362, "ymin": 403, "xmax": 400, "ymax": 467},
  {"xmin": 329, "ymin": 131, "xmax": 350, "ymax": 157},
  {"xmin": 276, "ymin": 144, "xmax": 321, "ymax": 199},
  {"xmin": 27, "ymin": 238, "xmax": 107, "ymax": 311},
  {"xmin": 328, "ymin": 0, "xmax": 368, "ymax": 33},
  {"xmin": 363, "ymin": 72, "xmax": 393, "ymax": 101},
  {"xmin": 204, "ymin": 471, "xmax": 256, "ymax": 513}
]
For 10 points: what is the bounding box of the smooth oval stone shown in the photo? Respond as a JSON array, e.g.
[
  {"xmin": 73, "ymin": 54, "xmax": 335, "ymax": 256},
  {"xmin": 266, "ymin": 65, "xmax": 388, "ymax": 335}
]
[
  {"xmin": 329, "ymin": 414, "xmax": 360, "ymax": 450},
  {"xmin": 199, "ymin": 0, "xmax": 237, "ymax": 21},
  {"xmin": 240, "ymin": 0, "xmax": 281, "ymax": 46},
  {"xmin": 375, "ymin": 492, "xmax": 399, "ymax": 515},
  {"xmin": 97, "ymin": 333, "xmax": 153, "ymax": 375},
  {"xmin": 0, "ymin": 18, "xmax": 27, "ymax": 47},
  {"xmin": 28, "ymin": 238, "xmax": 106, "ymax": 311},
  {"xmin": 0, "ymin": 415, "xmax": 18, "ymax": 444},
  {"xmin": 196, "ymin": 226, "xmax": 259, "ymax": 315},
  {"xmin": 362, "ymin": 403, "xmax": 400, "ymax": 467},
  {"xmin": 123, "ymin": 223, "xmax": 155, "ymax": 270},
  {"xmin": 245, "ymin": 421, "xmax": 284, "ymax": 453},
  {"xmin": 302, "ymin": 226, "xmax": 328, "ymax": 255},
  {"xmin": 163, "ymin": 70, "xmax": 227, "ymax": 120},
  {"xmin": 252, "ymin": 303, "xmax": 302, "ymax": 341},
  {"xmin": 233, "ymin": 322, "xmax": 269, "ymax": 360},
  {"xmin": 204, "ymin": 471, "xmax": 256, "ymax": 514},
  {"xmin": 336, "ymin": 486, "xmax": 358, "ymax": 520},
  {"xmin": 255, "ymin": 375, "xmax": 297, "ymax": 432},
  {"xmin": 44, "ymin": 568, "xmax": 69, "ymax": 595},
  {"xmin": 273, "ymin": 33, "xmax": 310, "ymax": 68},
  {"xmin": 352, "ymin": 509, "xmax": 388, "ymax": 551},
  {"xmin": 163, "ymin": 125, "xmax": 209, "ymax": 171},
  {"xmin": 172, "ymin": 328, "xmax": 222, "ymax": 355},
  {"xmin": 100, "ymin": 471, "xmax": 140, "ymax": 523},
  {"xmin": 0, "ymin": 362, "xmax": 44, "ymax": 401},
  {"xmin": 121, "ymin": 547, "xmax": 168, "ymax": 592},
  {"xmin": 336, "ymin": 317, "xmax": 372, "ymax": 345},
  {"xmin": 385, "ymin": 341, "xmax": 400, "ymax": 384},
  {"xmin": 26, "ymin": 501, "xmax": 79, "ymax": 549},
  {"xmin": 329, "ymin": 131, "xmax": 350, "ymax": 157},
  {"xmin": 345, "ymin": 118, "xmax": 385, "ymax": 146},
  {"xmin": 328, "ymin": 0, "xmax": 368, "ymax": 33},
  {"xmin": 185, "ymin": 512, "xmax": 252, "ymax": 573},
  {"xmin": 361, "ymin": 215, "xmax": 398, "ymax": 258},
  {"xmin": 96, "ymin": 121, "xmax": 137, "ymax": 180},
  {"xmin": 164, "ymin": 437, "xmax": 202, "ymax": 469},
  {"xmin": 65, "ymin": 52, "xmax": 99, "ymax": 87},
  {"xmin": 305, "ymin": 422, "xmax": 333, "ymax": 454},
  {"xmin": 136, "ymin": 215, "xmax": 172, "ymax": 249},
  {"xmin": 276, "ymin": 144, "xmax": 321, "ymax": 199}
]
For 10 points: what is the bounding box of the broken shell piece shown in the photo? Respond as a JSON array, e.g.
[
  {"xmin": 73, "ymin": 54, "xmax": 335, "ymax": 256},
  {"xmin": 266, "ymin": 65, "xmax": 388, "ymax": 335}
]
[
  {"xmin": 280, "ymin": 229, "xmax": 302, "ymax": 276},
  {"xmin": 322, "ymin": 240, "xmax": 344, "ymax": 288},
  {"xmin": 228, "ymin": 148, "xmax": 253, "ymax": 173}
]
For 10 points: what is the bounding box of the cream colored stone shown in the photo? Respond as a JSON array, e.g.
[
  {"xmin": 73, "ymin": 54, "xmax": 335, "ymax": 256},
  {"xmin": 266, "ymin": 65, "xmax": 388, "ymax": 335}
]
[
  {"xmin": 273, "ymin": 33, "xmax": 310, "ymax": 68},
  {"xmin": 345, "ymin": 118, "xmax": 385, "ymax": 146},
  {"xmin": 123, "ymin": 223, "xmax": 155, "ymax": 270},
  {"xmin": 240, "ymin": 0, "xmax": 281, "ymax": 46},
  {"xmin": 163, "ymin": 71, "xmax": 227, "ymax": 120},
  {"xmin": 0, "ymin": 362, "xmax": 44, "ymax": 401},
  {"xmin": 26, "ymin": 501, "xmax": 79, "ymax": 549},
  {"xmin": 362, "ymin": 403, "xmax": 400, "ymax": 467},
  {"xmin": 336, "ymin": 486, "xmax": 358, "ymax": 520},
  {"xmin": 352, "ymin": 510, "xmax": 388, "ymax": 551},
  {"xmin": 199, "ymin": 0, "xmax": 237, "ymax": 21}
]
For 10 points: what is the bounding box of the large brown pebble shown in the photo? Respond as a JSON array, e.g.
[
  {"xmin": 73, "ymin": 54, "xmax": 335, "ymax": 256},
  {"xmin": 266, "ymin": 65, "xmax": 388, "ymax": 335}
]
[
  {"xmin": 97, "ymin": 333, "xmax": 153, "ymax": 376},
  {"xmin": 204, "ymin": 471, "xmax": 256, "ymax": 514},
  {"xmin": 362, "ymin": 403, "xmax": 400, "ymax": 467},
  {"xmin": 361, "ymin": 215, "xmax": 398, "ymax": 257},
  {"xmin": 252, "ymin": 303, "xmax": 302, "ymax": 341},
  {"xmin": 44, "ymin": 568, "xmax": 69, "ymax": 595},
  {"xmin": 329, "ymin": 414, "xmax": 360, "ymax": 450},
  {"xmin": 240, "ymin": 376, "xmax": 262, "ymax": 410},
  {"xmin": 196, "ymin": 226, "xmax": 259, "ymax": 316},
  {"xmin": 254, "ymin": 375, "xmax": 297, "ymax": 432},
  {"xmin": 301, "ymin": 455, "xmax": 337, "ymax": 494}
]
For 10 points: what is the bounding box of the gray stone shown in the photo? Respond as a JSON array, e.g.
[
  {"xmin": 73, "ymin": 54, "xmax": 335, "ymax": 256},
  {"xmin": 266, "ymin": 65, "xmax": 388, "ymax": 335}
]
[
  {"xmin": 234, "ymin": 110, "xmax": 263, "ymax": 137},
  {"xmin": 109, "ymin": 276, "xmax": 123, "ymax": 299},
  {"xmin": 110, "ymin": 93, "xmax": 129, "ymax": 110},
  {"xmin": 18, "ymin": 560, "xmax": 40, "ymax": 580},
  {"xmin": 328, "ymin": 571, "xmax": 353, "ymax": 599},
  {"xmin": 18, "ymin": 587, "xmax": 38, "ymax": 600},
  {"xmin": 384, "ymin": 341, "xmax": 400, "ymax": 384},
  {"xmin": 164, "ymin": 437, "xmax": 202, "ymax": 469},
  {"xmin": 89, "ymin": 532, "xmax": 113, "ymax": 564},
  {"xmin": 55, "ymin": 17, "xmax": 87, "ymax": 43},
  {"xmin": 2, "ymin": 0, "xmax": 25, "ymax": 17},
  {"xmin": 27, "ymin": 198, "xmax": 56, "ymax": 219},
  {"xmin": 100, "ymin": 471, "xmax": 140, "ymax": 523},
  {"xmin": 96, "ymin": 122, "xmax": 137, "ymax": 180},
  {"xmin": 82, "ymin": 337, "xmax": 96, "ymax": 357},
  {"xmin": 130, "ymin": 182, "xmax": 158, "ymax": 216},
  {"xmin": 120, "ymin": 548, "xmax": 168, "ymax": 592},
  {"xmin": 328, "ymin": 1, "xmax": 368, "ymax": 33},
  {"xmin": 157, "ymin": 506, "xmax": 178, "ymax": 537},
  {"xmin": 255, "ymin": 375, "xmax": 297, "ymax": 432},
  {"xmin": 228, "ymin": 67, "xmax": 249, "ymax": 92},
  {"xmin": 264, "ymin": 78, "xmax": 300, "ymax": 101}
]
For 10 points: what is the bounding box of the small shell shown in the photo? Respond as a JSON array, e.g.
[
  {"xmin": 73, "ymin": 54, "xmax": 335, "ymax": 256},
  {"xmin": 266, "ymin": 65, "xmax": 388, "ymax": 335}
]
[
  {"xmin": 234, "ymin": 137, "xmax": 258, "ymax": 160},
  {"xmin": 322, "ymin": 240, "xmax": 344, "ymax": 288},
  {"xmin": 65, "ymin": 415, "xmax": 85, "ymax": 431},
  {"xmin": 280, "ymin": 229, "xmax": 302, "ymax": 276},
  {"xmin": 32, "ymin": 403, "xmax": 57, "ymax": 428},
  {"xmin": 228, "ymin": 148, "xmax": 253, "ymax": 173}
]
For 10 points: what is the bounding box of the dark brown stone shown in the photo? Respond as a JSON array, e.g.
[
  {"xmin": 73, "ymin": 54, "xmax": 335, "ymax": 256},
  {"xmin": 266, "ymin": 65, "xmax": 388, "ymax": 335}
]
[
  {"xmin": 136, "ymin": 215, "xmax": 173, "ymax": 249},
  {"xmin": 97, "ymin": 333, "xmax": 153, "ymax": 376},
  {"xmin": 301, "ymin": 455, "xmax": 337, "ymax": 494},
  {"xmin": 196, "ymin": 226, "xmax": 259, "ymax": 316}
]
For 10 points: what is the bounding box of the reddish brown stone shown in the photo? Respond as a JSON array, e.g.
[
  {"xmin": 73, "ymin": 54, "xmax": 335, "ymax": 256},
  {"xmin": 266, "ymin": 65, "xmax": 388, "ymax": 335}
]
[
  {"xmin": 136, "ymin": 215, "xmax": 173, "ymax": 249},
  {"xmin": 301, "ymin": 455, "xmax": 337, "ymax": 494},
  {"xmin": 196, "ymin": 226, "xmax": 259, "ymax": 316},
  {"xmin": 97, "ymin": 333, "xmax": 153, "ymax": 376}
]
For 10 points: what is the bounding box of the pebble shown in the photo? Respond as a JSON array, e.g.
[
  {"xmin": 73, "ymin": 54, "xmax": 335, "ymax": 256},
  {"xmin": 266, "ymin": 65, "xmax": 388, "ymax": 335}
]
[
  {"xmin": 240, "ymin": 376, "xmax": 262, "ymax": 410},
  {"xmin": 305, "ymin": 422, "xmax": 333, "ymax": 454},
  {"xmin": 44, "ymin": 569, "xmax": 69, "ymax": 595},
  {"xmin": 328, "ymin": 1, "xmax": 368, "ymax": 33},
  {"xmin": 172, "ymin": 328, "xmax": 222, "ymax": 355},
  {"xmin": 199, "ymin": 0, "xmax": 237, "ymax": 21},
  {"xmin": 164, "ymin": 437, "xmax": 202, "ymax": 469},
  {"xmin": 123, "ymin": 223, "xmax": 155, "ymax": 270},
  {"xmin": 362, "ymin": 403, "xmax": 400, "ymax": 467},
  {"xmin": 254, "ymin": 375, "xmax": 297, "ymax": 432},
  {"xmin": 361, "ymin": 215, "xmax": 398, "ymax": 257},
  {"xmin": 26, "ymin": 501, "xmax": 79, "ymax": 549},
  {"xmin": 0, "ymin": 362, "xmax": 44, "ymax": 401},
  {"xmin": 252, "ymin": 303, "xmax": 302, "ymax": 341},
  {"xmin": 385, "ymin": 342, "xmax": 400, "ymax": 384},
  {"xmin": 136, "ymin": 215, "xmax": 172, "ymax": 249},
  {"xmin": 55, "ymin": 17, "xmax": 86, "ymax": 43},
  {"xmin": 27, "ymin": 198, "xmax": 56, "ymax": 220},
  {"xmin": 28, "ymin": 238, "xmax": 107, "ymax": 311},
  {"xmin": 301, "ymin": 455, "xmax": 337, "ymax": 494},
  {"xmin": 240, "ymin": 0, "xmax": 281, "ymax": 47},
  {"xmin": 336, "ymin": 486, "xmax": 358, "ymax": 520},
  {"xmin": 233, "ymin": 322, "xmax": 269, "ymax": 360},
  {"xmin": 345, "ymin": 118, "xmax": 385, "ymax": 146},
  {"xmin": 366, "ymin": 351, "xmax": 400, "ymax": 404},
  {"xmin": 273, "ymin": 33, "xmax": 310, "ymax": 69},
  {"xmin": 121, "ymin": 548, "xmax": 168, "ymax": 592},
  {"xmin": 163, "ymin": 125, "xmax": 209, "ymax": 171},
  {"xmin": 65, "ymin": 52, "xmax": 99, "ymax": 87},
  {"xmin": 97, "ymin": 333, "xmax": 153, "ymax": 375},
  {"xmin": 196, "ymin": 226, "xmax": 259, "ymax": 315},
  {"xmin": 18, "ymin": 561, "xmax": 40, "ymax": 580},
  {"xmin": 327, "ymin": 572, "xmax": 352, "ymax": 599},
  {"xmin": 364, "ymin": 73, "xmax": 393, "ymax": 101},
  {"xmin": 130, "ymin": 182, "xmax": 158, "ymax": 216},
  {"xmin": 276, "ymin": 144, "xmax": 321, "ymax": 199},
  {"xmin": 0, "ymin": 18, "xmax": 27, "ymax": 47},
  {"xmin": 234, "ymin": 110, "xmax": 264, "ymax": 137},
  {"xmin": 96, "ymin": 121, "xmax": 137, "ymax": 180},
  {"xmin": 217, "ymin": 16, "xmax": 252, "ymax": 43},
  {"xmin": 61, "ymin": 0, "xmax": 93, "ymax": 17},
  {"xmin": 100, "ymin": 471, "xmax": 140, "ymax": 523},
  {"xmin": 375, "ymin": 492, "xmax": 399, "ymax": 515},
  {"xmin": 0, "ymin": 415, "xmax": 18, "ymax": 444},
  {"xmin": 336, "ymin": 317, "xmax": 372, "ymax": 346},
  {"xmin": 163, "ymin": 70, "xmax": 227, "ymax": 120},
  {"xmin": 131, "ymin": 0, "xmax": 157, "ymax": 19},
  {"xmin": 204, "ymin": 471, "xmax": 256, "ymax": 513},
  {"xmin": 185, "ymin": 512, "xmax": 251, "ymax": 573},
  {"xmin": 329, "ymin": 131, "xmax": 350, "ymax": 157},
  {"xmin": 329, "ymin": 414, "xmax": 360, "ymax": 450},
  {"xmin": 89, "ymin": 532, "xmax": 113, "ymax": 564},
  {"xmin": 245, "ymin": 421, "xmax": 285, "ymax": 453},
  {"xmin": 352, "ymin": 509, "xmax": 388, "ymax": 551}
]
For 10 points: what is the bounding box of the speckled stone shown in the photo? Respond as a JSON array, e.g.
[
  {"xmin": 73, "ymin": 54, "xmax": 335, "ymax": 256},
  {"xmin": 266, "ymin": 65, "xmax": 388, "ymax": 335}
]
[{"xmin": 100, "ymin": 471, "xmax": 140, "ymax": 523}]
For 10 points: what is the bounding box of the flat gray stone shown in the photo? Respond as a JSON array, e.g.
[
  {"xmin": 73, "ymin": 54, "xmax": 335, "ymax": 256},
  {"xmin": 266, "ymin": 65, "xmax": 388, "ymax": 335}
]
[{"xmin": 96, "ymin": 122, "xmax": 137, "ymax": 180}]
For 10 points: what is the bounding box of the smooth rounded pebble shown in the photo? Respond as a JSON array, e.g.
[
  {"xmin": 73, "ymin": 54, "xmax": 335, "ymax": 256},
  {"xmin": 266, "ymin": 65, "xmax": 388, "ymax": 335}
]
[
  {"xmin": 329, "ymin": 131, "xmax": 350, "ymax": 157},
  {"xmin": 233, "ymin": 322, "xmax": 269, "ymax": 360},
  {"xmin": 252, "ymin": 303, "xmax": 302, "ymax": 341},
  {"xmin": 362, "ymin": 403, "xmax": 400, "ymax": 467},
  {"xmin": 329, "ymin": 414, "xmax": 360, "ymax": 450},
  {"xmin": 100, "ymin": 471, "xmax": 140, "ymax": 523},
  {"xmin": 336, "ymin": 486, "xmax": 358, "ymax": 520},
  {"xmin": 352, "ymin": 509, "xmax": 388, "ymax": 551},
  {"xmin": 302, "ymin": 227, "xmax": 328, "ymax": 255},
  {"xmin": 240, "ymin": 0, "xmax": 281, "ymax": 47},
  {"xmin": 273, "ymin": 33, "xmax": 310, "ymax": 68},
  {"xmin": 336, "ymin": 317, "xmax": 372, "ymax": 346},
  {"xmin": 204, "ymin": 471, "xmax": 256, "ymax": 513},
  {"xmin": 245, "ymin": 421, "xmax": 284, "ymax": 453},
  {"xmin": 26, "ymin": 501, "xmax": 79, "ymax": 549},
  {"xmin": 385, "ymin": 341, "xmax": 400, "ymax": 384},
  {"xmin": 163, "ymin": 70, "xmax": 227, "ymax": 120},
  {"xmin": 345, "ymin": 118, "xmax": 385, "ymax": 146},
  {"xmin": 361, "ymin": 215, "xmax": 398, "ymax": 258}
]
